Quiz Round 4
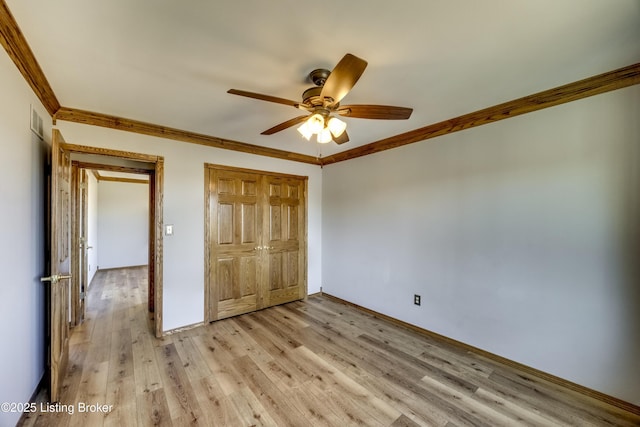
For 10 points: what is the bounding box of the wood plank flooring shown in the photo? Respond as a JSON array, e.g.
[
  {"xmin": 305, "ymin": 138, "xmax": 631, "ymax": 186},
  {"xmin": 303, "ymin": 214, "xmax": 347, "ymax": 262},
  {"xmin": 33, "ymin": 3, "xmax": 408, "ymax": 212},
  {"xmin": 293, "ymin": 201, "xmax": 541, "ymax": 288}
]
[{"xmin": 19, "ymin": 267, "xmax": 640, "ymax": 426}]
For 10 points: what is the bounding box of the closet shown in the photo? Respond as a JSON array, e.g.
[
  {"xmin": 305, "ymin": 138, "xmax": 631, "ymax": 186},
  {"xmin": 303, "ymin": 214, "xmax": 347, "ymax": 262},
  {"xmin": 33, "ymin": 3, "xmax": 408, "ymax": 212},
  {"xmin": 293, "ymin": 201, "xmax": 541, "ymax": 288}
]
[{"xmin": 205, "ymin": 164, "xmax": 307, "ymax": 321}]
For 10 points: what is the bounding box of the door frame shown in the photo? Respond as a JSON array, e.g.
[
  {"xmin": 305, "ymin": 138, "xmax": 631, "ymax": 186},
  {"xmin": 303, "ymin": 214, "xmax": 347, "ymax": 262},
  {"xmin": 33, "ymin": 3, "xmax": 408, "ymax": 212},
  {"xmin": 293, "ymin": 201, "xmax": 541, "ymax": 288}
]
[
  {"xmin": 62, "ymin": 140, "xmax": 165, "ymax": 338},
  {"xmin": 70, "ymin": 163, "xmax": 87, "ymax": 327}
]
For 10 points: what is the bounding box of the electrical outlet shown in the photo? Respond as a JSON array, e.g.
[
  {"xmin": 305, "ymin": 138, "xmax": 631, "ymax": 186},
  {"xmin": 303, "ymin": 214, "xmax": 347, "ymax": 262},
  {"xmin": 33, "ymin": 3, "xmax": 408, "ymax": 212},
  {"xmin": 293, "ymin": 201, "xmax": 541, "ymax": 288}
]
[{"xmin": 414, "ymin": 294, "xmax": 421, "ymax": 306}]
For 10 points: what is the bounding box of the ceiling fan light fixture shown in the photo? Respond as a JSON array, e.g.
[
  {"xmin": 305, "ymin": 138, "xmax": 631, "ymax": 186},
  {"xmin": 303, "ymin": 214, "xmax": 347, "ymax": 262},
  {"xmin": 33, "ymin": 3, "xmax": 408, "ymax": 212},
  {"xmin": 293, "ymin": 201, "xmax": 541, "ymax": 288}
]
[
  {"xmin": 307, "ymin": 113, "xmax": 325, "ymax": 134},
  {"xmin": 297, "ymin": 121, "xmax": 313, "ymax": 140},
  {"xmin": 229, "ymin": 53, "xmax": 412, "ymax": 145},
  {"xmin": 327, "ymin": 117, "xmax": 347, "ymax": 138},
  {"xmin": 317, "ymin": 127, "xmax": 332, "ymax": 144}
]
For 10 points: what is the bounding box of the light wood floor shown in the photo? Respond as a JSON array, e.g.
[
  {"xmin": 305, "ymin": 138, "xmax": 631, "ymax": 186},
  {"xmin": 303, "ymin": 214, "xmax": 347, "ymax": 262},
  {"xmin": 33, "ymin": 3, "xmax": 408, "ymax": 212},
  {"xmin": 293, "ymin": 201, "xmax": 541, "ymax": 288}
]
[{"xmin": 19, "ymin": 267, "xmax": 640, "ymax": 426}]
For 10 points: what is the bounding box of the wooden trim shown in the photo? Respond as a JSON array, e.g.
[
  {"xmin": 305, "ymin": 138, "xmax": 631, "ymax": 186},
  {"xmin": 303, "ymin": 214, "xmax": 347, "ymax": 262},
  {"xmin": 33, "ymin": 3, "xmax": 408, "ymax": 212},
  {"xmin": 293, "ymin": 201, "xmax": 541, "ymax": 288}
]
[
  {"xmin": 204, "ymin": 163, "xmax": 308, "ymax": 181},
  {"xmin": 4, "ymin": 0, "xmax": 637, "ymax": 169},
  {"xmin": 8, "ymin": 0, "xmax": 636, "ymax": 168},
  {"xmin": 148, "ymin": 170, "xmax": 155, "ymax": 314},
  {"xmin": 70, "ymin": 163, "xmax": 80, "ymax": 327},
  {"xmin": 320, "ymin": 62, "xmax": 640, "ymax": 165},
  {"xmin": 73, "ymin": 162, "xmax": 152, "ymax": 175},
  {"xmin": 55, "ymin": 107, "xmax": 323, "ymax": 165},
  {"xmin": 203, "ymin": 166, "xmax": 211, "ymax": 323},
  {"xmin": 79, "ymin": 169, "xmax": 88, "ymax": 324},
  {"xmin": 154, "ymin": 159, "xmax": 164, "ymax": 338},
  {"xmin": 62, "ymin": 142, "xmax": 160, "ymax": 162},
  {"xmin": 321, "ymin": 292, "xmax": 640, "ymax": 416},
  {"xmin": 57, "ymin": 137, "xmax": 165, "ymax": 337},
  {"xmin": 302, "ymin": 178, "xmax": 309, "ymax": 300},
  {"xmin": 97, "ymin": 176, "xmax": 149, "ymax": 184},
  {"xmin": 0, "ymin": 1, "xmax": 60, "ymax": 116}
]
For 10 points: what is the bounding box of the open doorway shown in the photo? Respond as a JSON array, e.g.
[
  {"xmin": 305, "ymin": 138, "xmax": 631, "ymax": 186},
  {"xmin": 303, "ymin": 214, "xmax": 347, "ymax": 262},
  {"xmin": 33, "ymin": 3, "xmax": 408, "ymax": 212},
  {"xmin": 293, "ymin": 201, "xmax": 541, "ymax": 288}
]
[
  {"xmin": 63, "ymin": 141, "xmax": 164, "ymax": 337},
  {"xmin": 71, "ymin": 165, "xmax": 151, "ymax": 324}
]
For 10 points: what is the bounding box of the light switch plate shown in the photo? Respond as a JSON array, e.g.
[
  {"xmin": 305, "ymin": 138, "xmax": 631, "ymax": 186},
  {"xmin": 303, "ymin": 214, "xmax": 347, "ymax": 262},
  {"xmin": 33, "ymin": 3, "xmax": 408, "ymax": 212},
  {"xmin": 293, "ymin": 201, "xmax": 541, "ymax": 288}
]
[{"xmin": 165, "ymin": 224, "xmax": 174, "ymax": 236}]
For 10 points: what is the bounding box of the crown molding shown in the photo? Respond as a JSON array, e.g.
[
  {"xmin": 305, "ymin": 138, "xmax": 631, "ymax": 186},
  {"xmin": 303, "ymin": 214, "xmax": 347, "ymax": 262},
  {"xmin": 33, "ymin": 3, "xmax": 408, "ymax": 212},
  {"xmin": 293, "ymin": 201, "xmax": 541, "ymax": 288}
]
[
  {"xmin": 320, "ymin": 62, "xmax": 640, "ymax": 165},
  {"xmin": 54, "ymin": 107, "xmax": 322, "ymax": 165},
  {"xmin": 2, "ymin": 0, "xmax": 639, "ymax": 166},
  {"xmin": 0, "ymin": 1, "xmax": 60, "ymax": 116}
]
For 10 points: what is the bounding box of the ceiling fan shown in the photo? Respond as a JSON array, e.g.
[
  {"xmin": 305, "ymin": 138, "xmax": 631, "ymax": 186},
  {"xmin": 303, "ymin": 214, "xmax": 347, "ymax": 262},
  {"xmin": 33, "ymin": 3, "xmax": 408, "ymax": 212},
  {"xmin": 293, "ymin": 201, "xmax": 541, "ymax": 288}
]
[{"xmin": 227, "ymin": 53, "xmax": 413, "ymax": 145}]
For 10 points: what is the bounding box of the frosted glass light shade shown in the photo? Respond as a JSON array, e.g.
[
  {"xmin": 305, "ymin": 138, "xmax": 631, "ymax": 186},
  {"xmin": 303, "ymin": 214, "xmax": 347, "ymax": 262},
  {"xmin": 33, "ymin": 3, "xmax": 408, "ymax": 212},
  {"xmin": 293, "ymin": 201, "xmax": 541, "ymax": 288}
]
[
  {"xmin": 307, "ymin": 114, "xmax": 325, "ymax": 134},
  {"xmin": 297, "ymin": 121, "xmax": 313, "ymax": 140},
  {"xmin": 296, "ymin": 113, "xmax": 347, "ymax": 143},
  {"xmin": 317, "ymin": 127, "xmax": 332, "ymax": 143},
  {"xmin": 327, "ymin": 117, "xmax": 347, "ymax": 137}
]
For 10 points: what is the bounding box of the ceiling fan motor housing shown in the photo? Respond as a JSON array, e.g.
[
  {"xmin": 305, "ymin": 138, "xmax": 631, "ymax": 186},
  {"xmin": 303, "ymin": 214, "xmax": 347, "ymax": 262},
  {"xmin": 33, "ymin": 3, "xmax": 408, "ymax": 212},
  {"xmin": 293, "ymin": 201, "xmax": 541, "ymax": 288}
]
[
  {"xmin": 302, "ymin": 86, "xmax": 324, "ymax": 107},
  {"xmin": 303, "ymin": 69, "xmax": 332, "ymax": 107},
  {"xmin": 309, "ymin": 68, "xmax": 331, "ymax": 86}
]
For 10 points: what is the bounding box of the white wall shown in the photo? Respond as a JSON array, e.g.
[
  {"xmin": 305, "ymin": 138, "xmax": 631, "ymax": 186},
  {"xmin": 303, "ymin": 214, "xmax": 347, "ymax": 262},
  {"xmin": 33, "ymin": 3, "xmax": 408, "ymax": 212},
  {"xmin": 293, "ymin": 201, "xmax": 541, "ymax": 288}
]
[
  {"xmin": 86, "ymin": 171, "xmax": 99, "ymax": 285},
  {"xmin": 97, "ymin": 180, "xmax": 149, "ymax": 269},
  {"xmin": 0, "ymin": 51, "xmax": 51, "ymax": 426},
  {"xmin": 322, "ymin": 85, "xmax": 640, "ymax": 405},
  {"xmin": 56, "ymin": 121, "xmax": 323, "ymax": 332}
]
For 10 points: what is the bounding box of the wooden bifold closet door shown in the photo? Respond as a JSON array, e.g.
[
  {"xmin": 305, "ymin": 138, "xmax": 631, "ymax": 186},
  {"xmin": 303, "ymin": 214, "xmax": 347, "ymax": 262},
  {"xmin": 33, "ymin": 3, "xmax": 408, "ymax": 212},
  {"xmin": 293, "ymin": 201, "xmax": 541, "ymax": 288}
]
[{"xmin": 205, "ymin": 164, "xmax": 307, "ymax": 321}]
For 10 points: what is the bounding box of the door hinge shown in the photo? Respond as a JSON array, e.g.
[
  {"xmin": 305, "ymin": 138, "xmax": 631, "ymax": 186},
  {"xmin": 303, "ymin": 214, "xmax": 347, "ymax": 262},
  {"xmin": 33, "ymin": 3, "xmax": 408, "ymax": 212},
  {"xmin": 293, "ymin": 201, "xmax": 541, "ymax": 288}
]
[
  {"xmin": 80, "ymin": 182, "xmax": 87, "ymax": 190},
  {"xmin": 80, "ymin": 291, "xmax": 85, "ymax": 300}
]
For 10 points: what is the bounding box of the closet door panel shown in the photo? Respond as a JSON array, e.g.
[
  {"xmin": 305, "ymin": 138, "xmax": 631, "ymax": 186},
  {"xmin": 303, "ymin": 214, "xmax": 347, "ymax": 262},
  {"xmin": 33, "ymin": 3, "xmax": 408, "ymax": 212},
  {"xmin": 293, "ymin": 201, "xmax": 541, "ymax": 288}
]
[
  {"xmin": 269, "ymin": 252, "xmax": 283, "ymax": 290},
  {"xmin": 209, "ymin": 169, "xmax": 262, "ymax": 320},
  {"xmin": 207, "ymin": 164, "xmax": 307, "ymax": 321},
  {"xmin": 264, "ymin": 176, "xmax": 306, "ymax": 307}
]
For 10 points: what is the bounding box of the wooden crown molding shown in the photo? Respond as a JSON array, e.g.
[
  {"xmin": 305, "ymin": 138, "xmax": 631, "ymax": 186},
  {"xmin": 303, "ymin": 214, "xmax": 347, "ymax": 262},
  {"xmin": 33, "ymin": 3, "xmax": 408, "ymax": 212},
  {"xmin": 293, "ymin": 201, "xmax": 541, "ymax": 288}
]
[
  {"xmin": 55, "ymin": 63, "xmax": 640, "ymax": 167},
  {"xmin": 54, "ymin": 107, "xmax": 322, "ymax": 166},
  {"xmin": 320, "ymin": 62, "xmax": 640, "ymax": 165},
  {"xmin": 0, "ymin": 1, "xmax": 60, "ymax": 116},
  {"xmin": 2, "ymin": 0, "xmax": 638, "ymax": 166},
  {"xmin": 0, "ymin": 1, "xmax": 319, "ymax": 165}
]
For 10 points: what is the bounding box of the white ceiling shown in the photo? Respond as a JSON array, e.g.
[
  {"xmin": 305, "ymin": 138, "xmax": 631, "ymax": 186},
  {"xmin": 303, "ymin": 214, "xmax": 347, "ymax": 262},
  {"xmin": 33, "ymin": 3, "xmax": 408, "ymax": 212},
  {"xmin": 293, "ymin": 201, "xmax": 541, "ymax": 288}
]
[{"xmin": 6, "ymin": 1, "xmax": 640, "ymax": 159}]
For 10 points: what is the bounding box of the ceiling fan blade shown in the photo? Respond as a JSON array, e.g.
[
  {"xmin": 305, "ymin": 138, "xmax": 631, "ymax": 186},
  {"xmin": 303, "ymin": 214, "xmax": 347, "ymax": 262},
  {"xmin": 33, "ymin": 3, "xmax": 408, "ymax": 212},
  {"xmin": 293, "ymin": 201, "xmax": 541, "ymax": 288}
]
[
  {"xmin": 228, "ymin": 89, "xmax": 300, "ymax": 108},
  {"xmin": 320, "ymin": 54, "xmax": 368, "ymax": 107},
  {"xmin": 338, "ymin": 104, "xmax": 413, "ymax": 120},
  {"xmin": 333, "ymin": 130, "xmax": 350, "ymax": 145},
  {"xmin": 261, "ymin": 115, "xmax": 309, "ymax": 135}
]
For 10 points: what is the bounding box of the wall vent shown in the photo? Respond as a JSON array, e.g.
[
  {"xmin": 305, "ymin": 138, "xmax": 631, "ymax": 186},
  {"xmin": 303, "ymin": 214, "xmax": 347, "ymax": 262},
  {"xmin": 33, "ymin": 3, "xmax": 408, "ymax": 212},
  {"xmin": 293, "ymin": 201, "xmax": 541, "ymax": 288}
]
[{"xmin": 30, "ymin": 105, "xmax": 44, "ymax": 139}]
